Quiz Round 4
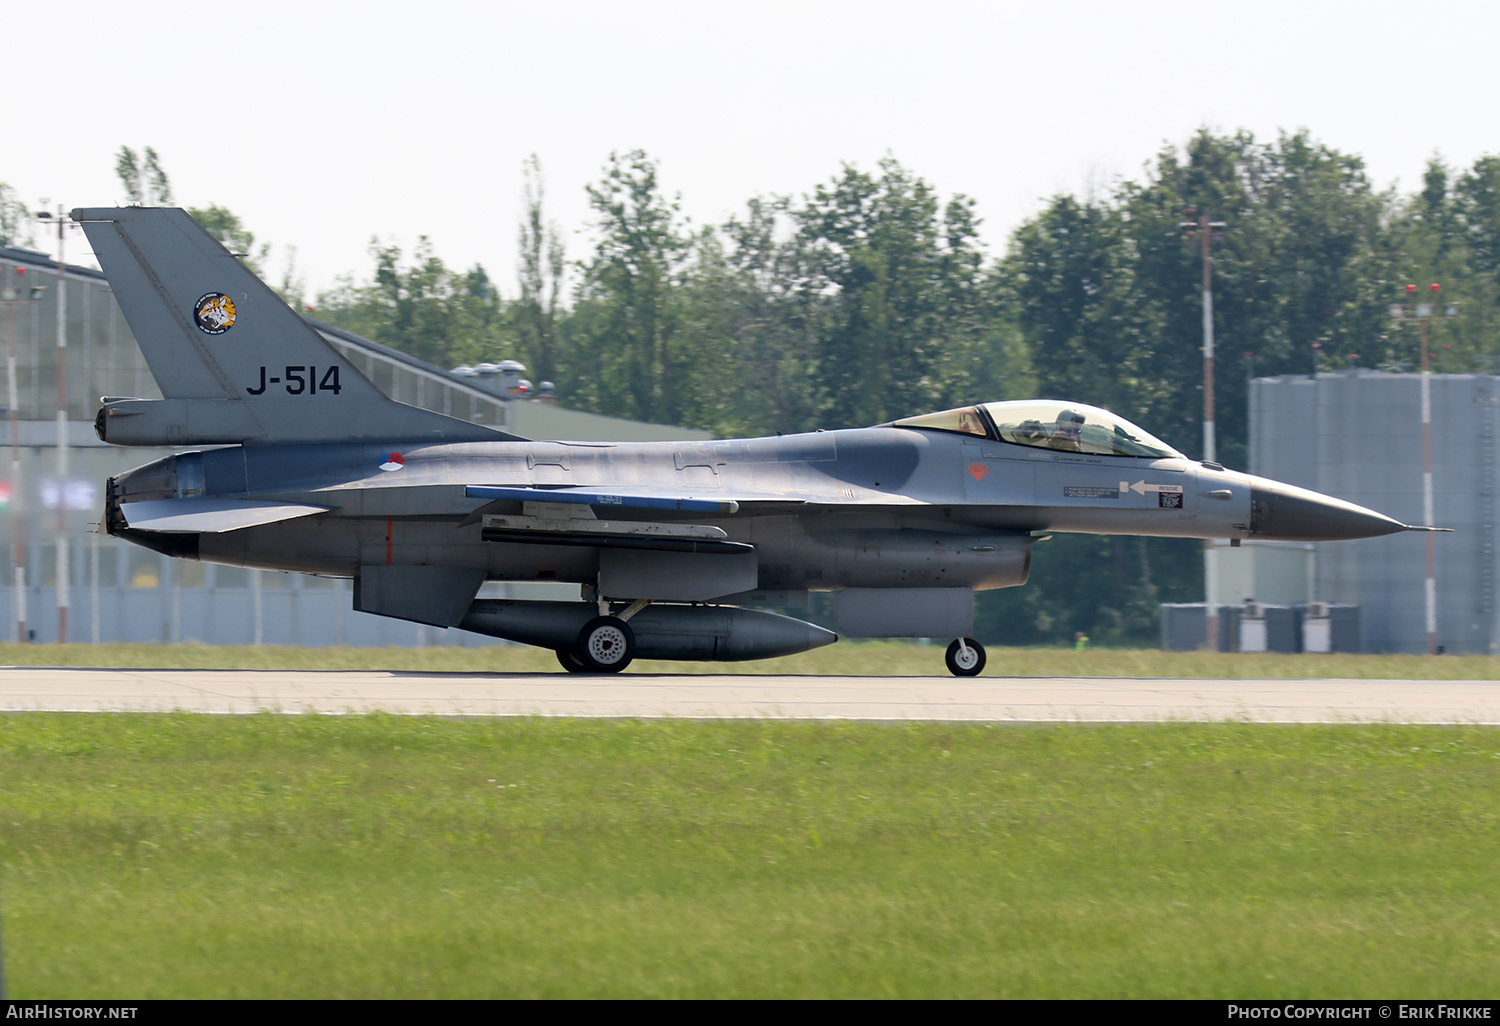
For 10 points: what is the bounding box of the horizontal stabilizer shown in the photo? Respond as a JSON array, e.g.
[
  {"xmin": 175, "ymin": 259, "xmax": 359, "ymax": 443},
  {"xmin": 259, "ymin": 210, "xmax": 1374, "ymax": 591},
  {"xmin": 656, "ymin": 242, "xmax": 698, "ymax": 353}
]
[
  {"xmin": 466, "ymin": 485, "xmax": 740, "ymax": 514},
  {"xmin": 120, "ymin": 498, "xmax": 332, "ymax": 534}
]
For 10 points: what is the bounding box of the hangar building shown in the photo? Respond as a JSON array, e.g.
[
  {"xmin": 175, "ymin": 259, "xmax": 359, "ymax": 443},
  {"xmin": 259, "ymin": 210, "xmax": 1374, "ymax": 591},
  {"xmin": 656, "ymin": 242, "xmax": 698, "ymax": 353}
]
[{"xmin": 1220, "ymin": 369, "xmax": 1498, "ymax": 653}]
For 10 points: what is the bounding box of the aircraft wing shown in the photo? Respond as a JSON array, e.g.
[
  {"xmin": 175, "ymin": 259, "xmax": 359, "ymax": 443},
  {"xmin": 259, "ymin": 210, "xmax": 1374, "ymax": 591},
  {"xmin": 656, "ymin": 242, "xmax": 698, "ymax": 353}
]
[
  {"xmin": 465, "ymin": 485, "xmax": 748, "ymax": 514},
  {"xmin": 119, "ymin": 498, "xmax": 335, "ymax": 533},
  {"xmin": 462, "ymin": 484, "xmax": 922, "ymax": 513},
  {"xmin": 463, "ymin": 485, "xmax": 806, "ymax": 554}
]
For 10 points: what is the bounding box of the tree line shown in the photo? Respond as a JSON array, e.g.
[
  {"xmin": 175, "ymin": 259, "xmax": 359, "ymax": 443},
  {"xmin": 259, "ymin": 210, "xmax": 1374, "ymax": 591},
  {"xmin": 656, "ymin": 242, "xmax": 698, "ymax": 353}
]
[
  {"xmin": 314, "ymin": 150, "xmax": 1031, "ymax": 437},
  {"xmin": 309, "ymin": 132, "xmax": 1500, "ymax": 461}
]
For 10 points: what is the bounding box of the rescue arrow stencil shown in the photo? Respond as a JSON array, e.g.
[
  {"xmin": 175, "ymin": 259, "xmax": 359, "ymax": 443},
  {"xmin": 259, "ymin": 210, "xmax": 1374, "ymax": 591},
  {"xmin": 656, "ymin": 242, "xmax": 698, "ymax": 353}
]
[{"xmin": 1121, "ymin": 480, "xmax": 1184, "ymax": 495}]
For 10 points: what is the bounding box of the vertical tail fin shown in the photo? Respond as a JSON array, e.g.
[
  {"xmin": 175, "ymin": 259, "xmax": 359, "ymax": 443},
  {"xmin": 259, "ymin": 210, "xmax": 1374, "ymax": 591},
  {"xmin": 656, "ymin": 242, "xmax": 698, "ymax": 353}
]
[{"xmin": 72, "ymin": 207, "xmax": 519, "ymax": 444}]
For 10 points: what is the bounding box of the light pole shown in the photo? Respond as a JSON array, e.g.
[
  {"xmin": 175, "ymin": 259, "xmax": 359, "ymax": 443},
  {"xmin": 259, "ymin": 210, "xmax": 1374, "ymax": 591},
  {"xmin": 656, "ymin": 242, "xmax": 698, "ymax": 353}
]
[
  {"xmin": 36, "ymin": 206, "xmax": 78, "ymax": 643},
  {"xmin": 0, "ymin": 267, "xmax": 45, "ymax": 643},
  {"xmin": 1180, "ymin": 211, "xmax": 1227, "ymax": 649},
  {"xmin": 1389, "ymin": 283, "xmax": 1456, "ymax": 655}
]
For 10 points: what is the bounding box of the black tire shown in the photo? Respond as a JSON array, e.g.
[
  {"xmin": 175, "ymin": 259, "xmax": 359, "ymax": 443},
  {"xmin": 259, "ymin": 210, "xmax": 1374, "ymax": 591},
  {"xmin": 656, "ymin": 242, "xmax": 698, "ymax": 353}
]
[
  {"xmin": 576, "ymin": 616, "xmax": 636, "ymax": 673},
  {"xmin": 556, "ymin": 648, "xmax": 588, "ymax": 673},
  {"xmin": 945, "ymin": 638, "xmax": 986, "ymax": 677}
]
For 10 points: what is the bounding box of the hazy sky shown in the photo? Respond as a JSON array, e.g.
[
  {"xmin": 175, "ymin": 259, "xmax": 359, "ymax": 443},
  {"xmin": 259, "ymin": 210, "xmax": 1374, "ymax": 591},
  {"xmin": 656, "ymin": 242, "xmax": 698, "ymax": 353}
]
[{"xmin": 8, "ymin": 0, "xmax": 1498, "ymax": 298}]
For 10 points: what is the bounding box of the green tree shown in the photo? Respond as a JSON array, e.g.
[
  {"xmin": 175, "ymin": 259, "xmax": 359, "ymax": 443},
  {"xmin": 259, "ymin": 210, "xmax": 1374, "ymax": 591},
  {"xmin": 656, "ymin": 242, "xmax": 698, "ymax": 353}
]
[
  {"xmin": 651, "ymin": 218, "xmax": 833, "ymax": 438},
  {"xmin": 276, "ymin": 245, "xmax": 310, "ymax": 313},
  {"xmin": 1010, "ymin": 129, "xmax": 1393, "ymax": 470},
  {"xmin": 560, "ymin": 154, "xmax": 1023, "ymax": 435},
  {"xmin": 115, "ymin": 146, "xmax": 173, "ymax": 206},
  {"xmin": 1378, "ymin": 153, "xmax": 1500, "ymax": 373},
  {"xmin": 794, "ymin": 158, "xmax": 995, "ymax": 428},
  {"xmin": 711, "ymin": 195, "xmax": 827, "ymax": 435},
  {"xmin": 570, "ymin": 150, "xmax": 689, "ymax": 423},
  {"xmin": 1006, "ymin": 193, "xmax": 1139, "ymax": 416},
  {"xmin": 187, "ymin": 203, "xmax": 271, "ymax": 276},
  {"xmin": 317, "ymin": 238, "xmax": 502, "ymax": 368},
  {"xmin": 1455, "ymin": 155, "xmax": 1500, "ymax": 355},
  {"xmin": 0, "ymin": 183, "xmax": 32, "ymax": 248},
  {"xmin": 1458, "ymin": 155, "xmax": 1500, "ymax": 293},
  {"xmin": 516, "ymin": 154, "xmax": 566, "ymax": 387}
]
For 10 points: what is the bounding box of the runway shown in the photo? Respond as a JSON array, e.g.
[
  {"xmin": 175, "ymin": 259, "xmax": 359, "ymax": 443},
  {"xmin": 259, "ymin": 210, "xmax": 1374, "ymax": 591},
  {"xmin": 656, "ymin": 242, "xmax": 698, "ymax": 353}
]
[{"xmin": 2, "ymin": 666, "xmax": 1499, "ymax": 723}]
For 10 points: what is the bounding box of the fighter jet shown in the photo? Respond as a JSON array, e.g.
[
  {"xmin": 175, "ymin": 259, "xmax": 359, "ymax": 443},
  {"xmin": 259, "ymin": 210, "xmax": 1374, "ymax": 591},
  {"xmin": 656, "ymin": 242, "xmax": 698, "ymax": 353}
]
[{"xmin": 75, "ymin": 207, "xmax": 1434, "ymax": 675}]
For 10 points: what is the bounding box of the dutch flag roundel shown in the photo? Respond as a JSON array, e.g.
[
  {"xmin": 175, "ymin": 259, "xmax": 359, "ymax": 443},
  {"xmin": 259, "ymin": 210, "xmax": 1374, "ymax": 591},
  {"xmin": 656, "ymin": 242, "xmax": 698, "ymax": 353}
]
[{"xmin": 379, "ymin": 452, "xmax": 405, "ymax": 472}]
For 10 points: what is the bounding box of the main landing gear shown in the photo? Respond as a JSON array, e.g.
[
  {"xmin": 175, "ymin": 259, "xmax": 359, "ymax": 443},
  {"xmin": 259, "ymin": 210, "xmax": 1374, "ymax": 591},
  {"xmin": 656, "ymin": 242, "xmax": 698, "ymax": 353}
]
[
  {"xmin": 945, "ymin": 637, "xmax": 986, "ymax": 677},
  {"xmin": 557, "ymin": 615, "xmax": 637, "ymax": 674}
]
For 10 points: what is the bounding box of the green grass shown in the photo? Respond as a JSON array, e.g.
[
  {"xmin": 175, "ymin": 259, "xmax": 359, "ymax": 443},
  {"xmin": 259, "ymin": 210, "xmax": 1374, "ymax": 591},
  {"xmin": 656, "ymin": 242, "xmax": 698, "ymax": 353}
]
[
  {"xmin": 3, "ymin": 714, "xmax": 1500, "ymax": 998},
  {"xmin": 2, "ymin": 640, "xmax": 1500, "ymax": 679}
]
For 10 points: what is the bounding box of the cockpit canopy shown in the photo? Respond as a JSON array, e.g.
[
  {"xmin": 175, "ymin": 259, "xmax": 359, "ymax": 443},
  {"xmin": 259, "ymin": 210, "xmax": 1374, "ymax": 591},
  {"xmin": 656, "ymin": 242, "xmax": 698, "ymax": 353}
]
[{"xmin": 891, "ymin": 401, "xmax": 1182, "ymax": 459}]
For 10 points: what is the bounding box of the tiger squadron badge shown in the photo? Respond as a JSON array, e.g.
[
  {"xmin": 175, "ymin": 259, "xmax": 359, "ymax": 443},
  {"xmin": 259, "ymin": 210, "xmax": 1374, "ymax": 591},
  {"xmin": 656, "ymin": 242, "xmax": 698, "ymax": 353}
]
[{"xmin": 193, "ymin": 292, "xmax": 236, "ymax": 335}]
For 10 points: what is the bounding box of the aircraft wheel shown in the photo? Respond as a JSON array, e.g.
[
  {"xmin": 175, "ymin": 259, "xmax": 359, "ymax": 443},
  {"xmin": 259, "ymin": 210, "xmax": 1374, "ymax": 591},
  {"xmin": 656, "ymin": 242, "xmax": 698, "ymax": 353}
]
[
  {"xmin": 556, "ymin": 648, "xmax": 588, "ymax": 673},
  {"xmin": 576, "ymin": 616, "xmax": 635, "ymax": 673},
  {"xmin": 945, "ymin": 638, "xmax": 986, "ymax": 677}
]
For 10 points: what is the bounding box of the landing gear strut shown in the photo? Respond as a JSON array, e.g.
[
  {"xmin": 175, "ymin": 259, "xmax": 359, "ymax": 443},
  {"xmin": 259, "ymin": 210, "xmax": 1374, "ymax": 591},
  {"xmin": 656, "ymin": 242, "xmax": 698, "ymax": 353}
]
[{"xmin": 945, "ymin": 637, "xmax": 986, "ymax": 677}]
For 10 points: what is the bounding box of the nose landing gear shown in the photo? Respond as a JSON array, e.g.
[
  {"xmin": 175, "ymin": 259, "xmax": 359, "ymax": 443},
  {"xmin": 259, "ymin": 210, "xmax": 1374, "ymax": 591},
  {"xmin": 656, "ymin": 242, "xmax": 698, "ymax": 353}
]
[{"xmin": 945, "ymin": 637, "xmax": 986, "ymax": 676}]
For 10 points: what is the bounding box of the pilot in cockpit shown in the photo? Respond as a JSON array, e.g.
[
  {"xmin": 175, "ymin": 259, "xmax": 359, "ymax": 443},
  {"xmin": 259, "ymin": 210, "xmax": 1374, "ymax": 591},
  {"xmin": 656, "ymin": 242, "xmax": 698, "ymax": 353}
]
[{"xmin": 1052, "ymin": 409, "xmax": 1086, "ymax": 451}]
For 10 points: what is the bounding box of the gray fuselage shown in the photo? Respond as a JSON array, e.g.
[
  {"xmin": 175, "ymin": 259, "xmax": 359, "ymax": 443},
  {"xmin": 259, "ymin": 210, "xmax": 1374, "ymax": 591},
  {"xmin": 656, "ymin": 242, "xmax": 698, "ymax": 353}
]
[{"xmin": 106, "ymin": 424, "xmax": 1383, "ymax": 597}]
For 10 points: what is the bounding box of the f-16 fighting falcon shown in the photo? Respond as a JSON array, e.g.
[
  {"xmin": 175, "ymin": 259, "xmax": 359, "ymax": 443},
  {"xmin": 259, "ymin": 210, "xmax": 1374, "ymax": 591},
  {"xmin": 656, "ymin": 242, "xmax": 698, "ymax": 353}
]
[{"xmin": 75, "ymin": 207, "xmax": 1437, "ymax": 675}]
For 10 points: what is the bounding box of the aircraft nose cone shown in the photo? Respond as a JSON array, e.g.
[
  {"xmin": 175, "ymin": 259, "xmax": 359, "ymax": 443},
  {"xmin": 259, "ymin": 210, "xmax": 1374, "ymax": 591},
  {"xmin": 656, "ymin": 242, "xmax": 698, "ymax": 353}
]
[{"xmin": 1248, "ymin": 479, "xmax": 1406, "ymax": 542}]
